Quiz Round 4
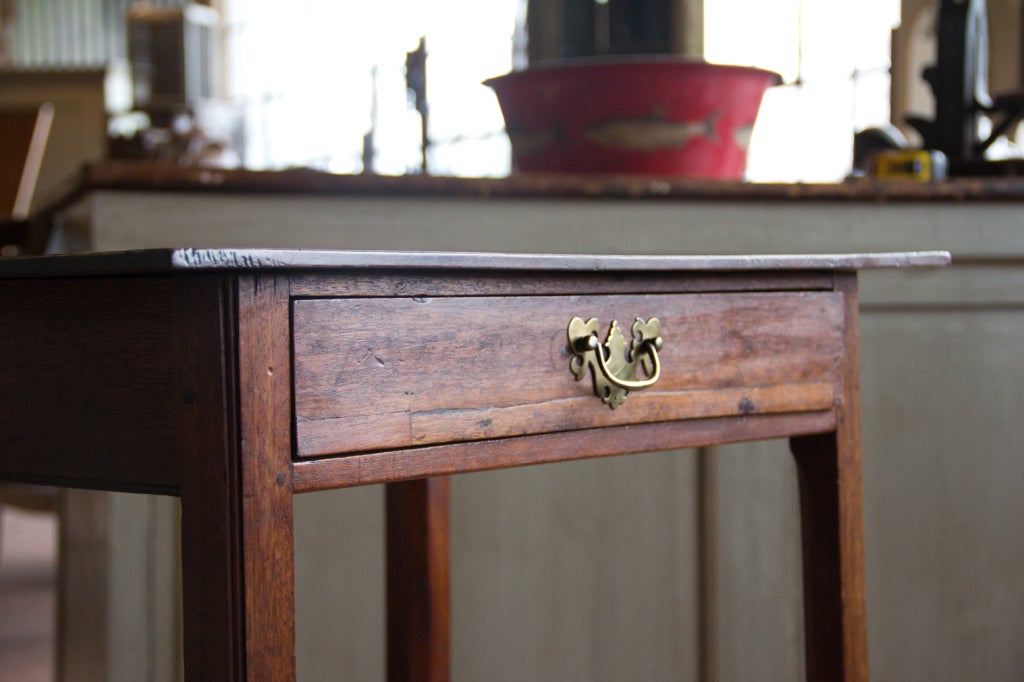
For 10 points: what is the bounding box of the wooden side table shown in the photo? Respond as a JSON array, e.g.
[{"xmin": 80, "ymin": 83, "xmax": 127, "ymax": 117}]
[{"xmin": 0, "ymin": 249, "xmax": 948, "ymax": 681}]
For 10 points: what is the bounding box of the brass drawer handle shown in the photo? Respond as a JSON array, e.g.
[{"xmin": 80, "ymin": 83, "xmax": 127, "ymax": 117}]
[{"xmin": 568, "ymin": 316, "xmax": 663, "ymax": 408}]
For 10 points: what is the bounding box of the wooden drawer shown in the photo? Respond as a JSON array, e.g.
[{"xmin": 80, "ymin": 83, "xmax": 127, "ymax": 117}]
[{"xmin": 292, "ymin": 292, "xmax": 844, "ymax": 458}]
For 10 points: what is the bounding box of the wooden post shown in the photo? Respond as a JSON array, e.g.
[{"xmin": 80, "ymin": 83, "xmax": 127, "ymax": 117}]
[
  {"xmin": 176, "ymin": 275, "xmax": 245, "ymax": 680},
  {"xmin": 386, "ymin": 477, "xmax": 451, "ymax": 682},
  {"xmin": 790, "ymin": 272, "xmax": 868, "ymax": 682},
  {"xmin": 177, "ymin": 273, "xmax": 297, "ymax": 680},
  {"xmin": 236, "ymin": 274, "xmax": 297, "ymax": 679}
]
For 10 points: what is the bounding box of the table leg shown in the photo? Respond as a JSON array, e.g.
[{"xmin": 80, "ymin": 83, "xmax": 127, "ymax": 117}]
[
  {"xmin": 789, "ymin": 272, "xmax": 868, "ymax": 682},
  {"xmin": 177, "ymin": 276, "xmax": 246, "ymax": 680},
  {"xmin": 179, "ymin": 399, "xmax": 297, "ymax": 682},
  {"xmin": 236, "ymin": 274, "xmax": 297, "ymax": 680},
  {"xmin": 178, "ymin": 275, "xmax": 297, "ymax": 680},
  {"xmin": 790, "ymin": 432, "xmax": 868, "ymax": 682},
  {"xmin": 386, "ymin": 477, "xmax": 451, "ymax": 682}
]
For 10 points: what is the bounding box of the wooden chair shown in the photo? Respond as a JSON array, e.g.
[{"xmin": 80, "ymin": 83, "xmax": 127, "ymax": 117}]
[{"xmin": 0, "ymin": 103, "xmax": 53, "ymax": 257}]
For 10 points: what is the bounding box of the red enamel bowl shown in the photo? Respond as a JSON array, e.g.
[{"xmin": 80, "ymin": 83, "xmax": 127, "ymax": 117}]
[{"xmin": 485, "ymin": 58, "xmax": 780, "ymax": 178}]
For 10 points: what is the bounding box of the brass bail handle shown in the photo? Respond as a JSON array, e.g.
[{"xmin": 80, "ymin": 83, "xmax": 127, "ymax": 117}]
[
  {"xmin": 567, "ymin": 316, "xmax": 664, "ymax": 408},
  {"xmin": 574, "ymin": 332, "xmax": 662, "ymax": 389}
]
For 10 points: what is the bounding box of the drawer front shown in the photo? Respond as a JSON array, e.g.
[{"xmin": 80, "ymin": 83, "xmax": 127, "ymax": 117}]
[{"xmin": 292, "ymin": 292, "xmax": 844, "ymax": 458}]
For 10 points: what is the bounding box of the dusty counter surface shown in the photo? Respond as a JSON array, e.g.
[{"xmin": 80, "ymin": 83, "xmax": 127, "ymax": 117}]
[
  {"xmin": 45, "ymin": 160, "xmax": 1024, "ymax": 269},
  {"xmin": 59, "ymin": 159, "xmax": 1024, "ymax": 202},
  {"xmin": 32, "ymin": 162, "xmax": 1024, "ymax": 682}
]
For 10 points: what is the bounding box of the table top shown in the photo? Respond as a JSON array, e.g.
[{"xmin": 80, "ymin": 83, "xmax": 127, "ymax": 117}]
[{"xmin": 0, "ymin": 248, "xmax": 951, "ymax": 278}]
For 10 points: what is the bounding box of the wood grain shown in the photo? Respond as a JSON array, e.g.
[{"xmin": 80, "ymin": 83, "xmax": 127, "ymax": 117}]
[
  {"xmin": 292, "ymin": 410, "xmax": 836, "ymax": 492},
  {"xmin": 166, "ymin": 249, "xmax": 950, "ymax": 273},
  {"xmin": 387, "ymin": 478, "xmax": 451, "ymax": 682},
  {"xmin": 176, "ymin": 275, "xmax": 245, "ymax": 681},
  {"xmin": 293, "ymin": 292, "xmax": 844, "ymax": 457},
  {"xmin": 237, "ymin": 273, "xmax": 297, "ymax": 680},
  {"xmin": 288, "ymin": 269, "xmax": 838, "ymax": 299},
  {"xmin": 790, "ymin": 273, "xmax": 868, "ymax": 682},
  {"xmin": 0, "ymin": 277, "xmax": 179, "ymax": 492},
  {"xmin": 0, "ymin": 248, "xmax": 950, "ymax": 278}
]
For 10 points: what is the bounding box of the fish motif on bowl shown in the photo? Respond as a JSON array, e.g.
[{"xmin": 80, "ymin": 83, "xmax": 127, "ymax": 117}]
[{"xmin": 485, "ymin": 58, "xmax": 780, "ymax": 179}]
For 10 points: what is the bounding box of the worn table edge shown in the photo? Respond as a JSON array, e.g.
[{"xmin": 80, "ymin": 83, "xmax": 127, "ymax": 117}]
[{"xmin": 0, "ymin": 249, "xmax": 952, "ymax": 278}]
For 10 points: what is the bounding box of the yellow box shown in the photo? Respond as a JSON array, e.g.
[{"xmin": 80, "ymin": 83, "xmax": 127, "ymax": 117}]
[{"xmin": 871, "ymin": 150, "xmax": 948, "ymax": 181}]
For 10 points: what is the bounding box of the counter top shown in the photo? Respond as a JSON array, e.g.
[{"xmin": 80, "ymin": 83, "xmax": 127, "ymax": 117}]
[{"xmin": 67, "ymin": 160, "xmax": 1024, "ymax": 205}]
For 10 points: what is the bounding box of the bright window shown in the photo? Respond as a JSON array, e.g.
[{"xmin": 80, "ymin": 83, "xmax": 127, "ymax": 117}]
[
  {"xmin": 704, "ymin": 0, "xmax": 901, "ymax": 181},
  {"xmin": 225, "ymin": 0, "xmax": 900, "ymax": 181},
  {"xmin": 223, "ymin": 0, "xmax": 518, "ymax": 176}
]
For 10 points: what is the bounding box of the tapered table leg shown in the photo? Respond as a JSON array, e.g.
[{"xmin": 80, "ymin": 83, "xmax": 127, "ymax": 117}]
[
  {"xmin": 177, "ymin": 276, "xmax": 246, "ymax": 680},
  {"xmin": 386, "ymin": 477, "xmax": 451, "ymax": 682},
  {"xmin": 791, "ymin": 432, "xmax": 868, "ymax": 681},
  {"xmin": 789, "ymin": 272, "xmax": 868, "ymax": 682},
  {"xmin": 178, "ymin": 274, "xmax": 297, "ymax": 681},
  {"xmin": 236, "ymin": 274, "xmax": 298, "ymax": 680}
]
